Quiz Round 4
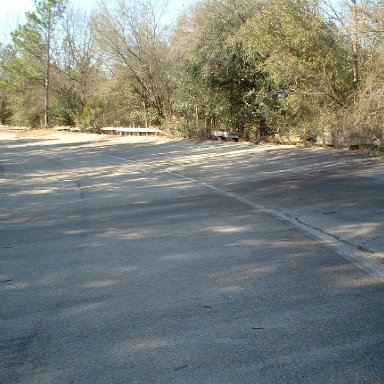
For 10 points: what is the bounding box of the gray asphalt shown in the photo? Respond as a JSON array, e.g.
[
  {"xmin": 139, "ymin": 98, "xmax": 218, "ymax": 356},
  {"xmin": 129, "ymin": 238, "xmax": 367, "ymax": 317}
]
[{"xmin": 1, "ymin": 132, "xmax": 383, "ymax": 383}]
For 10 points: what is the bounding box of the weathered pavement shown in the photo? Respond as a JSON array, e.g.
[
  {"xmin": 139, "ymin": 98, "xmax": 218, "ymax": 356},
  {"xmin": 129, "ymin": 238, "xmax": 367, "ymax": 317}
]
[{"xmin": 1, "ymin": 132, "xmax": 383, "ymax": 383}]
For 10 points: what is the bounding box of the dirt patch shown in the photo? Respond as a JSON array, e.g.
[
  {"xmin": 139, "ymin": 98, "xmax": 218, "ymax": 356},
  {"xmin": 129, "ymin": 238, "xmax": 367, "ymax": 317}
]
[
  {"xmin": 0, "ymin": 125, "xmax": 88, "ymax": 137},
  {"xmin": 17, "ymin": 129, "xmax": 57, "ymax": 137},
  {"xmin": 0, "ymin": 127, "xmax": 58, "ymax": 137}
]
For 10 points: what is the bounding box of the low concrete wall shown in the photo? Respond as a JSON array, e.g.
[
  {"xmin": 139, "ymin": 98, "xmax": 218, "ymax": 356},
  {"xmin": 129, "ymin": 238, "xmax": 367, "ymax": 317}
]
[
  {"xmin": 316, "ymin": 134, "xmax": 382, "ymax": 149},
  {"xmin": 259, "ymin": 132, "xmax": 382, "ymax": 150},
  {"xmin": 260, "ymin": 134, "xmax": 303, "ymax": 145}
]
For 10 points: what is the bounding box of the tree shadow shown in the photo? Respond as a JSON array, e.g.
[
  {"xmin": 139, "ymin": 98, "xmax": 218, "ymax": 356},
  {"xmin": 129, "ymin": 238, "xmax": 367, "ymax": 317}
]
[{"xmin": 0, "ymin": 134, "xmax": 383, "ymax": 383}]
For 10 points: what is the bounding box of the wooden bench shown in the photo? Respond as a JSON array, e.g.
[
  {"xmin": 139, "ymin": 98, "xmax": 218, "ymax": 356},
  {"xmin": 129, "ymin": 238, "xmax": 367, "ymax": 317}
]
[
  {"xmin": 211, "ymin": 130, "xmax": 239, "ymax": 142},
  {"xmin": 101, "ymin": 127, "xmax": 161, "ymax": 136}
]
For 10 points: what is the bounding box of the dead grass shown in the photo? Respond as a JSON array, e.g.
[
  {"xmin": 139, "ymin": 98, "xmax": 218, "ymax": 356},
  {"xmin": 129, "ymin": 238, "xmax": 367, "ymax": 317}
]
[
  {"xmin": 17, "ymin": 128, "xmax": 58, "ymax": 137},
  {"xmin": 0, "ymin": 127, "xmax": 71, "ymax": 138}
]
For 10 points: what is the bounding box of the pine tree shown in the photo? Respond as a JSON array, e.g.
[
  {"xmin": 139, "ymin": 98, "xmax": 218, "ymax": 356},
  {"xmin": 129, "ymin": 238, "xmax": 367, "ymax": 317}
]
[{"xmin": 11, "ymin": 0, "xmax": 67, "ymax": 127}]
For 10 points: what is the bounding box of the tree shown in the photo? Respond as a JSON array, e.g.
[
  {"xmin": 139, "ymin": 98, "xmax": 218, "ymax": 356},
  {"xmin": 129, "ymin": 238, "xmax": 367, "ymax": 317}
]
[
  {"xmin": 241, "ymin": 0, "xmax": 354, "ymax": 136},
  {"xmin": 0, "ymin": 43, "xmax": 12, "ymax": 124},
  {"xmin": 169, "ymin": 0, "xmax": 266, "ymax": 137},
  {"xmin": 0, "ymin": 39, "xmax": 44, "ymax": 126},
  {"xmin": 54, "ymin": 7, "xmax": 103, "ymax": 127},
  {"xmin": 11, "ymin": 0, "xmax": 67, "ymax": 127},
  {"xmin": 93, "ymin": 0, "xmax": 172, "ymax": 125},
  {"xmin": 342, "ymin": 0, "xmax": 384, "ymax": 138},
  {"xmin": 319, "ymin": 0, "xmax": 384, "ymax": 138}
]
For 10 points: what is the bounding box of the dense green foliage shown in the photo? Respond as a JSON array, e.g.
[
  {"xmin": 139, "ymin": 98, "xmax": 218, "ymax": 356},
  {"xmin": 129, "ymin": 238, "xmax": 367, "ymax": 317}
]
[{"xmin": 0, "ymin": 0, "xmax": 383, "ymax": 141}]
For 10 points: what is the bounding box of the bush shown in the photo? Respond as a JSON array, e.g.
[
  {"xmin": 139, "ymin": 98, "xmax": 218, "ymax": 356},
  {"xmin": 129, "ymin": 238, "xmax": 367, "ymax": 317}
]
[{"xmin": 78, "ymin": 100, "xmax": 103, "ymax": 132}]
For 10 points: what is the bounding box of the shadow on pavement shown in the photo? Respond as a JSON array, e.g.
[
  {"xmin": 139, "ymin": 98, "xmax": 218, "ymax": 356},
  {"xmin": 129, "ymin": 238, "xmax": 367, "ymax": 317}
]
[{"xmin": 0, "ymin": 133, "xmax": 383, "ymax": 383}]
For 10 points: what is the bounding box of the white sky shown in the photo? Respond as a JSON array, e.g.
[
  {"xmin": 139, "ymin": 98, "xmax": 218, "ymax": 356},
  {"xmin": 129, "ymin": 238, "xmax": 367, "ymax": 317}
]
[
  {"xmin": 0, "ymin": 0, "xmax": 82, "ymax": 41},
  {"xmin": 0, "ymin": 0, "xmax": 343, "ymax": 44},
  {"xmin": 0, "ymin": 0, "xmax": 195, "ymax": 43}
]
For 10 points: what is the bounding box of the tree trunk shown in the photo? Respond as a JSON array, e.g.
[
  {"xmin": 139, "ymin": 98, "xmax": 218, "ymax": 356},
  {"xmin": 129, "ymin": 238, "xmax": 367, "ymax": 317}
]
[
  {"xmin": 45, "ymin": 64, "xmax": 49, "ymax": 128},
  {"xmin": 45, "ymin": 7, "xmax": 52, "ymax": 128},
  {"xmin": 352, "ymin": 0, "xmax": 360, "ymax": 88}
]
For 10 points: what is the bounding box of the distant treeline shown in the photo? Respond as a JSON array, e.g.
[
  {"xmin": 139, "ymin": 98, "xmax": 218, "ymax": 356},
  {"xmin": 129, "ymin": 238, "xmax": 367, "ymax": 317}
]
[{"xmin": 1, "ymin": 0, "xmax": 384, "ymax": 141}]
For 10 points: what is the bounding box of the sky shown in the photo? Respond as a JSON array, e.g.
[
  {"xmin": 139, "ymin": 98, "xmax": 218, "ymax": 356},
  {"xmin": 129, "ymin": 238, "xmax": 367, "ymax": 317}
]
[
  {"xmin": 0, "ymin": 0, "xmax": 343, "ymax": 43},
  {"xmin": 0, "ymin": 0, "xmax": 84, "ymax": 41},
  {"xmin": 0, "ymin": 0, "xmax": 196, "ymax": 42}
]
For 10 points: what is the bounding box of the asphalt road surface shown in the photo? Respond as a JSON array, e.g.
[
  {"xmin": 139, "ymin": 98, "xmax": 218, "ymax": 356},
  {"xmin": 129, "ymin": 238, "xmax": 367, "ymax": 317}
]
[{"xmin": 1, "ymin": 131, "xmax": 383, "ymax": 383}]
